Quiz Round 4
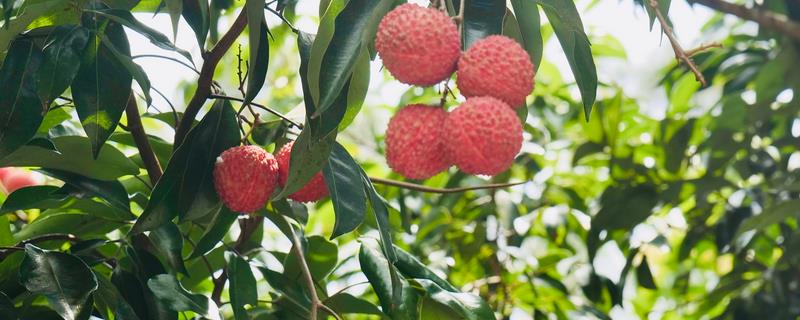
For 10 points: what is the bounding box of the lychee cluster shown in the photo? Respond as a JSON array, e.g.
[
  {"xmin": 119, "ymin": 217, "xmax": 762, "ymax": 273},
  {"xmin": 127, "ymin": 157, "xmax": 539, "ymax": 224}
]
[
  {"xmin": 213, "ymin": 143, "xmax": 329, "ymax": 214},
  {"xmin": 377, "ymin": 5, "xmax": 534, "ymax": 179},
  {"xmin": 0, "ymin": 167, "xmax": 41, "ymax": 194}
]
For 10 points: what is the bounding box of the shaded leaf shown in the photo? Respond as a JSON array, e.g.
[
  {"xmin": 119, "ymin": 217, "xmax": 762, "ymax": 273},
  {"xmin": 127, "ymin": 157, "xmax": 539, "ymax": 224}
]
[
  {"xmin": 93, "ymin": 273, "xmax": 141, "ymax": 320},
  {"xmin": 182, "ymin": 0, "xmax": 209, "ymax": 48},
  {"xmin": 736, "ymin": 200, "xmax": 800, "ymax": 237},
  {"xmin": 190, "ymin": 205, "xmax": 238, "ymax": 258},
  {"xmin": 457, "ymin": 0, "xmax": 506, "ymax": 49},
  {"xmin": 243, "ymin": 0, "xmax": 269, "ymax": 104},
  {"xmin": 359, "ymin": 239, "xmax": 419, "ymax": 319},
  {"xmin": 39, "ymin": 169, "xmax": 131, "ymax": 213},
  {"xmin": 416, "ymin": 279, "xmax": 494, "ymax": 320},
  {"xmin": 147, "ymin": 274, "xmax": 221, "ymax": 319},
  {"xmin": 0, "ymin": 39, "xmax": 45, "ymax": 159},
  {"xmin": 637, "ymin": 256, "xmax": 657, "ymax": 289},
  {"xmin": 87, "ymin": 9, "xmax": 193, "ymax": 63},
  {"xmin": 323, "ymin": 142, "xmax": 367, "ymax": 238},
  {"xmin": 229, "ymin": 256, "xmax": 258, "ymax": 320},
  {"xmin": 326, "ymin": 293, "xmax": 382, "ymax": 316},
  {"xmin": 37, "ymin": 25, "xmax": 91, "ymax": 104},
  {"xmin": 510, "ymin": 0, "xmax": 543, "ymax": 71},
  {"xmin": 14, "ymin": 212, "xmax": 126, "ymax": 242},
  {"xmin": 149, "ymin": 222, "xmax": 188, "ymax": 274},
  {"xmin": 19, "ymin": 245, "xmax": 98, "ymax": 320}
]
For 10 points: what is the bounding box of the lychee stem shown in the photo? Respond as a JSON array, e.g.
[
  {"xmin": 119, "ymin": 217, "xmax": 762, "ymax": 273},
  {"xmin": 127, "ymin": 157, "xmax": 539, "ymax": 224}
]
[{"xmin": 456, "ymin": 0, "xmax": 465, "ymax": 38}]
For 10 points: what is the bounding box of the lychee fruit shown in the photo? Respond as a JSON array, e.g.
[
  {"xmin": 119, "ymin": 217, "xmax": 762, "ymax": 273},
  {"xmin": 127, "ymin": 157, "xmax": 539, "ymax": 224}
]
[
  {"xmin": 385, "ymin": 104, "xmax": 450, "ymax": 179},
  {"xmin": 456, "ymin": 35, "xmax": 535, "ymax": 108},
  {"xmin": 1, "ymin": 169, "xmax": 39, "ymax": 193},
  {"xmin": 0, "ymin": 167, "xmax": 15, "ymax": 181},
  {"xmin": 444, "ymin": 97, "xmax": 523, "ymax": 175},
  {"xmin": 213, "ymin": 145, "xmax": 279, "ymax": 213},
  {"xmin": 275, "ymin": 141, "xmax": 329, "ymax": 203},
  {"xmin": 375, "ymin": 3, "xmax": 461, "ymax": 86}
]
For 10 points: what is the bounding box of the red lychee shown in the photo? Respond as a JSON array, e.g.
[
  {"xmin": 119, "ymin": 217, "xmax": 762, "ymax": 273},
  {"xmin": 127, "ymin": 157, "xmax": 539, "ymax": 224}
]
[
  {"xmin": 375, "ymin": 3, "xmax": 461, "ymax": 86},
  {"xmin": 456, "ymin": 35, "xmax": 535, "ymax": 108},
  {"xmin": 0, "ymin": 167, "xmax": 15, "ymax": 181},
  {"xmin": 213, "ymin": 145, "xmax": 279, "ymax": 213},
  {"xmin": 444, "ymin": 97, "xmax": 523, "ymax": 176},
  {"xmin": 385, "ymin": 104, "xmax": 450, "ymax": 179},
  {"xmin": 1, "ymin": 169, "xmax": 39, "ymax": 193},
  {"xmin": 276, "ymin": 141, "xmax": 329, "ymax": 203}
]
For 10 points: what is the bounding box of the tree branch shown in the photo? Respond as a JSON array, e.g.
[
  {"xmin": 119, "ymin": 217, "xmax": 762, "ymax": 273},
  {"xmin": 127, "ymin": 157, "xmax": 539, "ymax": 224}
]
[
  {"xmin": 0, "ymin": 233, "xmax": 79, "ymax": 259},
  {"xmin": 649, "ymin": 0, "xmax": 708, "ymax": 86},
  {"xmin": 689, "ymin": 0, "xmax": 800, "ymax": 41},
  {"xmin": 369, "ymin": 177, "xmax": 527, "ymax": 193},
  {"xmin": 286, "ymin": 218, "xmax": 324, "ymax": 320},
  {"xmin": 209, "ymin": 94, "xmax": 304, "ymax": 129},
  {"xmin": 126, "ymin": 96, "xmax": 163, "ymax": 184},
  {"xmin": 173, "ymin": 11, "xmax": 248, "ymax": 148}
]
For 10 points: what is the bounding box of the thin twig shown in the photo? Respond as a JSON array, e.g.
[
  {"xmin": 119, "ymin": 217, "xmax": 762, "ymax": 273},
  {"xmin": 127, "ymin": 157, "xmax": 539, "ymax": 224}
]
[
  {"xmin": 688, "ymin": 0, "xmax": 800, "ymax": 41},
  {"xmin": 649, "ymin": 0, "xmax": 708, "ymax": 86},
  {"xmin": 369, "ymin": 177, "xmax": 527, "ymax": 193},
  {"xmin": 286, "ymin": 217, "xmax": 333, "ymax": 320},
  {"xmin": 132, "ymin": 54, "xmax": 201, "ymax": 74},
  {"xmin": 209, "ymin": 94, "xmax": 304, "ymax": 129},
  {"xmin": 126, "ymin": 96, "xmax": 164, "ymax": 184},
  {"xmin": 150, "ymin": 86, "xmax": 180, "ymax": 126},
  {"xmin": 264, "ymin": 5, "xmax": 299, "ymax": 33},
  {"xmin": 174, "ymin": 11, "xmax": 248, "ymax": 148},
  {"xmin": 456, "ymin": 0, "xmax": 465, "ymax": 37},
  {"xmin": 685, "ymin": 42, "xmax": 723, "ymax": 57}
]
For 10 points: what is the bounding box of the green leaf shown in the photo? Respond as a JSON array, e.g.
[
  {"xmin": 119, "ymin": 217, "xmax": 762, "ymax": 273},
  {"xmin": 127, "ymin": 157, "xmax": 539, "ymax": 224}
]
[
  {"xmin": 643, "ymin": 0, "xmax": 671, "ymax": 30},
  {"xmin": 359, "ymin": 239, "xmax": 419, "ymax": 319},
  {"xmin": 182, "ymin": 0, "xmax": 209, "ymax": 48},
  {"xmin": 131, "ymin": 100, "xmax": 240, "ymax": 233},
  {"xmin": 39, "ymin": 169, "xmax": 131, "ymax": 213},
  {"xmin": 190, "ymin": 205, "xmax": 238, "ymax": 258},
  {"xmin": 736, "ymin": 200, "xmax": 800, "ymax": 237},
  {"xmin": 87, "ymin": 9, "xmax": 193, "ymax": 61},
  {"xmin": 0, "ymin": 0, "xmax": 66, "ymax": 55},
  {"xmin": 664, "ymin": 119, "xmax": 694, "ymax": 173},
  {"xmin": 165, "ymin": 0, "xmax": 183, "ymax": 40},
  {"xmin": 572, "ymin": 141, "xmax": 605, "ymax": 165},
  {"xmin": 361, "ymin": 173, "xmax": 396, "ymax": 262},
  {"xmin": 458, "ymin": 0, "xmax": 506, "ymax": 49},
  {"xmin": 0, "ymin": 136, "xmax": 140, "ymax": 180},
  {"xmin": 37, "ymin": 25, "xmax": 91, "ymax": 105},
  {"xmin": 101, "ymin": 35, "xmax": 152, "ymax": 106},
  {"xmin": 393, "ymin": 245, "xmax": 457, "ymax": 292},
  {"xmin": 0, "ymin": 39, "xmax": 45, "ymax": 160},
  {"xmin": 310, "ymin": 0, "xmax": 397, "ymax": 117},
  {"xmin": 275, "ymin": 129, "xmax": 337, "ymax": 199},
  {"xmin": 509, "ymin": 0, "xmax": 543, "ymax": 71},
  {"xmin": 19, "ymin": 245, "xmax": 98, "ymax": 320},
  {"xmin": 417, "ymin": 279, "xmax": 494, "ymax": 320},
  {"xmin": 0, "ymin": 292, "xmax": 16, "ymax": 320},
  {"xmin": 0, "ymin": 185, "xmax": 67, "ymax": 214},
  {"xmin": 591, "ymin": 184, "xmax": 659, "ymax": 231},
  {"xmin": 93, "ymin": 273, "xmax": 141, "ymax": 320},
  {"xmin": 71, "ymin": 21, "xmax": 133, "ymax": 157},
  {"xmin": 147, "ymin": 274, "xmax": 221, "ymax": 319},
  {"xmin": 37, "ymin": 107, "xmax": 73, "ymax": 135},
  {"xmin": 636, "ymin": 256, "xmax": 657, "ymax": 289},
  {"xmin": 323, "ymin": 142, "xmax": 367, "ymax": 238},
  {"xmin": 229, "ymin": 256, "xmax": 258, "ymax": 320},
  {"xmin": 284, "ymin": 235, "xmax": 339, "ymax": 281},
  {"xmin": 13, "ymin": 212, "xmax": 126, "ymax": 242},
  {"xmin": 536, "ymin": 0, "xmax": 597, "ymax": 119},
  {"xmin": 244, "ymin": 0, "xmax": 269, "ymax": 104},
  {"xmin": 149, "ymin": 222, "xmax": 188, "ymax": 274},
  {"xmin": 339, "ymin": 46, "xmax": 370, "ymax": 131},
  {"xmin": 0, "ymin": 215, "xmax": 12, "ymax": 246},
  {"xmin": 326, "ymin": 293, "xmax": 382, "ymax": 316}
]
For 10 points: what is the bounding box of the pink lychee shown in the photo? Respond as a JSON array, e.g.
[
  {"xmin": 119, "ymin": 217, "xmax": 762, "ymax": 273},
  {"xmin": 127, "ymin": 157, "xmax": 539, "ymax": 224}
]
[
  {"xmin": 213, "ymin": 145, "xmax": 279, "ymax": 213},
  {"xmin": 444, "ymin": 96, "xmax": 523, "ymax": 175},
  {"xmin": 375, "ymin": 3, "xmax": 461, "ymax": 86},
  {"xmin": 385, "ymin": 104, "xmax": 451, "ymax": 179},
  {"xmin": 456, "ymin": 35, "xmax": 535, "ymax": 108},
  {"xmin": 275, "ymin": 141, "xmax": 329, "ymax": 203}
]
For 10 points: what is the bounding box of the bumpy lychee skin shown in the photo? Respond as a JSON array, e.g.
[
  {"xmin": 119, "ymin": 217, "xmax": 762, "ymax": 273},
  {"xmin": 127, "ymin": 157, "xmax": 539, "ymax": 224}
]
[
  {"xmin": 444, "ymin": 97, "xmax": 523, "ymax": 175},
  {"xmin": 385, "ymin": 104, "xmax": 451, "ymax": 179},
  {"xmin": 456, "ymin": 35, "xmax": 535, "ymax": 108},
  {"xmin": 276, "ymin": 141, "xmax": 329, "ymax": 203},
  {"xmin": 375, "ymin": 3, "xmax": 461, "ymax": 86},
  {"xmin": 213, "ymin": 145, "xmax": 279, "ymax": 213}
]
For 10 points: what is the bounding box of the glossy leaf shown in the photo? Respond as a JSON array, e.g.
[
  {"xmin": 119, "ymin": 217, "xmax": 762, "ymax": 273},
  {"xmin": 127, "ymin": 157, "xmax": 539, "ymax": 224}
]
[
  {"xmin": 87, "ymin": 9, "xmax": 193, "ymax": 61},
  {"xmin": 182, "ymin": 0, "xmax": 209, "ymax": 48},
  {"xmin": 165, "ymin": 0, "xmax": 182, "ymax": 40},
  {"xmin": 0, "ymin": 39, "xmax": 45, "ymax": 160},
  {"xmin": 244, "ymin": 0, "xmax": 269, "ymax": 104},
  {"xmin": 37, "ymin": 25, "xmax": 91, "ymax": 104},
  {"xmin": 536, "ymin": 0, "xmax": 597, "ymax": 119},
  {"xmin": 93, "ymin": 273, "xmax": 141, "ymax": 320},
  {"xmin": 416, "ymin": 279, "xmax": 494, "ymax": 320},
  {"xmin": 149, "ymin": 222, "xmax": 188, "ymax": 274},
  {"xmin": 147, "ymin": 274, "xmax": 221, "ymax": 319},
  {"xmin": 275, "ymin": 123, "xmax": 337, "ymax": 199},
  {"xmin": 359, "ymin": 239, "xmax": 419, "ymax": 319},
  {"xmin": 323, "ymin": 142, "xmax": 367, "ymax": 238},
  {"xmin": 229, "ymin": 256, "xmax": 258, "ymax": 320},
  {"xmin": 284, "ymin": 235, "xmax": 338, "ymax": 280},
  {"xmin": 509, "ymin": 0, "xmax": 543, "ymax": 71},
  {"xmin": 0, "ymin": 185, "xmax": 67, "ymax": 214},
  {"xmin": 101, "ymin": 35, "xmax": 152, "ymax": 105},
  {"xmin": 361, "ymin": 172, "xmax": 396, "ymax": 262},
  {"xmin": 339, "ymin": 46, "xmax": 370, "ymax": 131},
  {"xmin": 19, "ymin": 245, "xmax": 98, "ymax": 320},
  {"xmin": 190, "ymin": 205, "xmax": 238, "ymax": 258},
  {"xmin": 0, "ymin": 136, "xmax": 139, "ymax": 180},
  {"xmin": 457, "ymin": 0, "xmax": 506, "ymax": 49},
  {"xmin": 13, "ymin": 212, "xmax": 127, "ymax": 242},
  {"xmin": 326, "ymin": 292, "xmax": 382, "ymax": 316},
  {"xmin": 131, "ymin": 99, "xmax": 239, "ymax": 233},
  {"xmin": 39, "ymin": 169, "xmax": 131, "ymax": 213},
  {"xmin": 393, "ymin": 245, "xmax": 458, "ymax": 292},
  {"xmin": 71, "ymin": 21, "xmax": 133, "ymax": 157}
]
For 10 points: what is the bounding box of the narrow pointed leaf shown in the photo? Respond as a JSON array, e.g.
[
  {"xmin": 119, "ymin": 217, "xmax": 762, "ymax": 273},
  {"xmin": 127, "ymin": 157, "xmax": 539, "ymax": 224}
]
[
  {"xmin": 229, "ymin": 256, "xmax": 257, "ymax": 320},
  {"xmin": 149, "ymin": 222, "xmax": 188, "ymax": 274},
  {"xmin": 457, "ymin": 0, "xmax": 506, "ymax": 49},
  {"xmin": 37, "ymin": 25, "xmax": 91, "ymax": 105},
  {"xmin": 88, "ymin": 9, "xmax": 193, "ymax": 61},
  {"xmin": 0, "ymin": 39, "xmax": 45, "ymax": 159},
  {"xmin": 147, "ymin": 274, "xmax": 221, "ymax": 319},
  {"xmin": 359, "ymin": 239, "xmax": 419, "ymax": 319},
  {"xmin": 509, "ymin": 0, "xmax": 543, "ymax": 71},
  {"xmin": 243, "ymin": 0, "xmax": 269, "ymax": 104},
  {"xmin": 323, "ymin": 142, "xmax": 367, "ymax": 238},
  {"xmin": 190, "ymin": 205, "xmax": 238, "ymax": 258},
  {"xmin": 182, "ymin": 0, "xmax": 209, "ymax": 48}
]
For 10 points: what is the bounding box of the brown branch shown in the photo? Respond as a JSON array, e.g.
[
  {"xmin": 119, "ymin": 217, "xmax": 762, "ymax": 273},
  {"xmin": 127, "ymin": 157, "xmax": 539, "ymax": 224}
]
[
  {"xmin": 369, "ymin": 177, "xmax": 527, "ymax": 193},
  {"xmin": 173, "ymin": 11, "xmax": 248, "ymax": 148},
  {"xmin": 649, "ymin": 0, "xmax": 708, "ymax": 86},
  {"xmin": 685, "ymin": 42, "xmax": 723, "ymax": 57},
  {"xmin": 126, "ymin": 96, "xmax": 163, "ymax": 184},
  {"xmin": 689, "ymin": 0, "xmax": 800, "ymax": 41},
  {"xmin": 209, "ymin": 94, "xmax": 304, "ymax": 129},
  {"xmin": 286, "ymin": 217, "xmax": 327, "ymax": 320},
  {"xmin": 0, "ymin": 233, "xmax": 79, "ymax": 259}
]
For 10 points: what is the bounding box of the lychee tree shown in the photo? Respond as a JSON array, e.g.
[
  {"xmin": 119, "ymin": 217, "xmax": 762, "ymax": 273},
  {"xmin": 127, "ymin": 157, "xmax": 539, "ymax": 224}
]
[{"xmin": 1, "ymin": 0, "xmax": 800, "ymax": 318}]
